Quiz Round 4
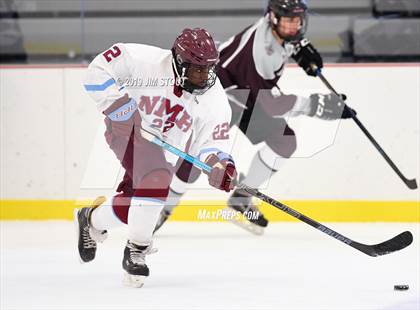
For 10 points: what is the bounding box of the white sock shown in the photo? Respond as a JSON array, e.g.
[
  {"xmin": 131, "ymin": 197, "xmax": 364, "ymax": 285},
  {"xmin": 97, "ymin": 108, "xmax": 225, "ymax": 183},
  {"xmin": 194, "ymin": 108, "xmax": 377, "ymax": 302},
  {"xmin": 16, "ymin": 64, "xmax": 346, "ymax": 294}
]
[
  {"xmin": 90, "ymin": 197, "xmax": 125, "ymax": 231},
  {"xmin": 128, "ymin": 197, "xmax": 165, "ymax": 246},
  {"xmin": 242, "ymin": 144, "xmax": 287, "ymax": 190},
  {"xmin": 163, "ymin": 175, "xmax": 188, "ymax": 213}
]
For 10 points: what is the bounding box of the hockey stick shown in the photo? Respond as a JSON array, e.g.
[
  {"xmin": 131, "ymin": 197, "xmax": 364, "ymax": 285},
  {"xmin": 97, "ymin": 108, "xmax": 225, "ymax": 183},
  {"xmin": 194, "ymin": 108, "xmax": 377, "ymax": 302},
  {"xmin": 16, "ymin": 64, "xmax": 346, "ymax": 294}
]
[
  {"xmin": 312, "ymin": 65, "xmax": 417, "ymax": 190},
  {"xmin": 140, "ymin": 128, "xmax": 413, "ymax": 257}
]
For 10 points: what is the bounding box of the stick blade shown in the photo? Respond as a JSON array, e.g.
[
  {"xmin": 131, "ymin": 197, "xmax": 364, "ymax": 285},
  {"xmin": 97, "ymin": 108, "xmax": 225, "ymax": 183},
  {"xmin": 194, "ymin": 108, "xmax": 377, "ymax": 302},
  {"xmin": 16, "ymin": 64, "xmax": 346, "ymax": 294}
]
[
  {"xmin": 405, "ymin": 178, "xmax": 418, "ymax": 190},
  {"xmin": 356, "ymin": 231, "xmax": 413, "ymax": 257}
]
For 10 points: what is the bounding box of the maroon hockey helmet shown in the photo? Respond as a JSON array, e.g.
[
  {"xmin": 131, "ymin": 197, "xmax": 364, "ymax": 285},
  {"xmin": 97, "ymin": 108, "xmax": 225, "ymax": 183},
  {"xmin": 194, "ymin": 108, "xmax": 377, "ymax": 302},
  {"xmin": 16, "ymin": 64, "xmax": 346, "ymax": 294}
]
[
  {"xmin": 172, "ymin": 28, "xmax": 219, "ymax": 95},
  {"xmin": 267, "ymin": 0, "xmax": 308, "ymax": 42}
]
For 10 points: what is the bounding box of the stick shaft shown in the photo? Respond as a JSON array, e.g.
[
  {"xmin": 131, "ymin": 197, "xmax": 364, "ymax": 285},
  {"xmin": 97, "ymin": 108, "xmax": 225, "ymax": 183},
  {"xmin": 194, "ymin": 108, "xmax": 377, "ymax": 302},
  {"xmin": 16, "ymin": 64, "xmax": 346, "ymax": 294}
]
[
  {"xmin": 317, "ymin": 71, "xmax": 417, "ymax": 190},
  {"xmin": 236, "ymin": 184, "xmax": 355, "ymax": 246},
  {"xmin": 141, "ymin": 128, "xmax": 413, "ymax": 256},
  {"xmin": 143, "ymin": 130, "xmax": 212, "ymax": 173},
  {"xmin": 142, "ymin": 129, "xmax": 360, "ymax": 251}
]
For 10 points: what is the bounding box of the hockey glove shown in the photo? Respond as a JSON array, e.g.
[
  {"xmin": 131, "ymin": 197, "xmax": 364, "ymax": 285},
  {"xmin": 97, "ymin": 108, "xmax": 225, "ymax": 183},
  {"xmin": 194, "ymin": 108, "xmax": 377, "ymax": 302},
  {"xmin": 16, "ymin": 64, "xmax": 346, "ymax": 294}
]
[
  {"xmin": 291, "ymin": 38, "xmax": 323, "ymax": 77},
  {"xmin": 309, "ymin": 93, "xmax": 356, "ymax": 120},
  {"xmin": 204, "ymin": 153, "xmax": 237, "ymax": 192},
  {"xmin": 103, "ymin": 94, "xmax": 138, "ymax": 137}
]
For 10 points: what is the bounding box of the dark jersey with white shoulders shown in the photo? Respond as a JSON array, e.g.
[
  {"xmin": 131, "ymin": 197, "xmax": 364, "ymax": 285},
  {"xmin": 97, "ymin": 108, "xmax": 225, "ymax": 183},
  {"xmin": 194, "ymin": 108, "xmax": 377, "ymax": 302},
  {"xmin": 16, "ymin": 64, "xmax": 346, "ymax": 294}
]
[{"xmin": 217, "ymin": 15, "xmax": 307, "ymax": 133}]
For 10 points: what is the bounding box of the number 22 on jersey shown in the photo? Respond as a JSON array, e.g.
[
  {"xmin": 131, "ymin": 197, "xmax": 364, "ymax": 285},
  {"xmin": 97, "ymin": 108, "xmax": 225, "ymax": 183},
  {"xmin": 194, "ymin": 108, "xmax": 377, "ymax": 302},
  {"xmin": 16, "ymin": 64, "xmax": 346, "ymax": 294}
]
[{"xmin": 213, "ymin": 122, "xmax": 229, "ymax": 140}]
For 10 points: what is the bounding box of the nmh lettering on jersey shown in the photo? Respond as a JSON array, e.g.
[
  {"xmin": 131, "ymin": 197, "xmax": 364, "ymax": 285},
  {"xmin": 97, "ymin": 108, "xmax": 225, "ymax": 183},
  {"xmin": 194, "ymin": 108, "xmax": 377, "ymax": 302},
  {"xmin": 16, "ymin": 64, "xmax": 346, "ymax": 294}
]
[{"xmin": 138, "ymin": 95, "xmax": 193, "ymax": 133}]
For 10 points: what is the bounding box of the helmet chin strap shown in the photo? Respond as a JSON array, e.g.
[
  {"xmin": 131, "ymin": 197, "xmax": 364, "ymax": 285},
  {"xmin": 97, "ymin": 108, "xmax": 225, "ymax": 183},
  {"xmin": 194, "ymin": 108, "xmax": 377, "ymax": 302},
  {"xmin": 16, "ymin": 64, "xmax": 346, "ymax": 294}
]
[
  {"xmin": 171, "ymin": 54, "xmax": 216, "ymax": 95},
  {"xmin": 172, "ymin": 56, "xmax": 204, "ymax": 94},
  {"xmin": 172, "ymin": 57, "xmax": 186, "ymax": 88}
]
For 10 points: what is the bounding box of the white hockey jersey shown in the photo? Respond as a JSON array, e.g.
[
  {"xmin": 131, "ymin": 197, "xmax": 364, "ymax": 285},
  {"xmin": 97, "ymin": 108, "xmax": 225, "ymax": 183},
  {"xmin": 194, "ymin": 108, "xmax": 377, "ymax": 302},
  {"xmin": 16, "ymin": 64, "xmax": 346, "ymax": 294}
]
[{"xmin": 84, "ymin": 43, "xmax": 233, "ymax": 166}]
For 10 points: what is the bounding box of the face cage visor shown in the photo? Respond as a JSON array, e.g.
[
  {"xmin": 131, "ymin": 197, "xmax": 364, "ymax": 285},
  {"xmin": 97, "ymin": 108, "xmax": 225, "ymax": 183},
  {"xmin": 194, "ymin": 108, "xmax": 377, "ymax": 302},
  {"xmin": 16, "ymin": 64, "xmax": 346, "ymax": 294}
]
[{"xmin": 172, "ymin": 57, "xmax": 218, "ymax": 96}]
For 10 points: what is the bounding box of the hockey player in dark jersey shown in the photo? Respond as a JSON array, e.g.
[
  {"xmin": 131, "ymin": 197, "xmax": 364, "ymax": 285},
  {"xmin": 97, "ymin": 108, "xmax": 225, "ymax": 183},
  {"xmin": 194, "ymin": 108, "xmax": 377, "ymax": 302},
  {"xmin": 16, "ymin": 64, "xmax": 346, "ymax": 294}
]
[{"xmin": 155, "ymin": 0, "xmax": 356, "ymax": 235}]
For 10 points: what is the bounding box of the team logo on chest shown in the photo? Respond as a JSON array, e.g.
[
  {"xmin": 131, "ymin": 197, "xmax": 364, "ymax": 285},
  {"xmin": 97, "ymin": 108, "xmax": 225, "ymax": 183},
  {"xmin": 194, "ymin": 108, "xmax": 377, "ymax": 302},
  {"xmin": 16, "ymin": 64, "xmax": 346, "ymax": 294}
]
[{"xmin": 138, "ymin": 95, "xmax": 193, "ymax": 133}]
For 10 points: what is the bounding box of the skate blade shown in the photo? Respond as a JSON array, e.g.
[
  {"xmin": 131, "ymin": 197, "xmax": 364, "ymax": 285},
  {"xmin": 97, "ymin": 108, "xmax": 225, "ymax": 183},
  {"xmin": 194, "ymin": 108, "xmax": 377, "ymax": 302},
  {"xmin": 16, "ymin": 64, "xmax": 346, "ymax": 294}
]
[
  {"xmin": 222, "ymin": 207, "xmax": 264, "ymax": 236},
  {"xmin": 123, "ymin": 273, "xmax": 146, "ymax": 288}
]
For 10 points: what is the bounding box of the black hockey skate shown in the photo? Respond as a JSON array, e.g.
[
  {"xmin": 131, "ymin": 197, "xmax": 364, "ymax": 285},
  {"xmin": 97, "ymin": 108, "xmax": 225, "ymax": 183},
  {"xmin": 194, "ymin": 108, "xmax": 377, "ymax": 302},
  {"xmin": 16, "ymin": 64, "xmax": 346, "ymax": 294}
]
[
  {"xmin": 122, "ymin": 240, "xmax": 156, "ymax": 288},
  {"xmin": 74, "ymin": 197, "xmax": 108, "ymax": 263},
  {"xmin": 226, "ymin": 188, "xmax": 269, "ymax": 235}
]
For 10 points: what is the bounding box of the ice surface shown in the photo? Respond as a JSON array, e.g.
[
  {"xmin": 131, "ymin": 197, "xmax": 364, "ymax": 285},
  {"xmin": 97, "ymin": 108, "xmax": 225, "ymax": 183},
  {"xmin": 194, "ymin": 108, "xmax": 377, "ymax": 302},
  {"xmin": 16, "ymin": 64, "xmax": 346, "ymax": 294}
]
[{"xmin": 1, "ymin": 221, "xmax": 419, "ymax": 310}]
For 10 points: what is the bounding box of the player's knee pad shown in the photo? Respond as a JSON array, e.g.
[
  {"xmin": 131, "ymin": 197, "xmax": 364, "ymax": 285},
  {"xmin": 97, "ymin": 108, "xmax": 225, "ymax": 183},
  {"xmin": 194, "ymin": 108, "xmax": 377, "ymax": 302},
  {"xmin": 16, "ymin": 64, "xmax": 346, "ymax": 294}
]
[
  {"xmin": 265, "ymin": 126, "xmax": 297, "ymax": 159},
  {"xmin": 175, "ymin": 159, "xmax": 201, "ymax": 183},
  {"xmin": 133, "ymin": 169, "xmax": 172, "ymax": 200},
  {"xmin": 112, "ymin": 167, "xmax": 171, "ymax": 223}
]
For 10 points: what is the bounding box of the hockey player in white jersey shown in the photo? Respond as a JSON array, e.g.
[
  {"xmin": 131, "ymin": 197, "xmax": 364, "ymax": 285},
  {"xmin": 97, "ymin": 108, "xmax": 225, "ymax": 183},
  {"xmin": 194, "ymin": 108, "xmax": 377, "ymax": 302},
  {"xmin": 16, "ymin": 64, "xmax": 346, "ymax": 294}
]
[
  {"xmin": 154, "ymin": 0, "xmax": 356, "ymax": 235},
  {"xmin": 74, "ymin": 28, "xmax": 237, "ymax": 287}
]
